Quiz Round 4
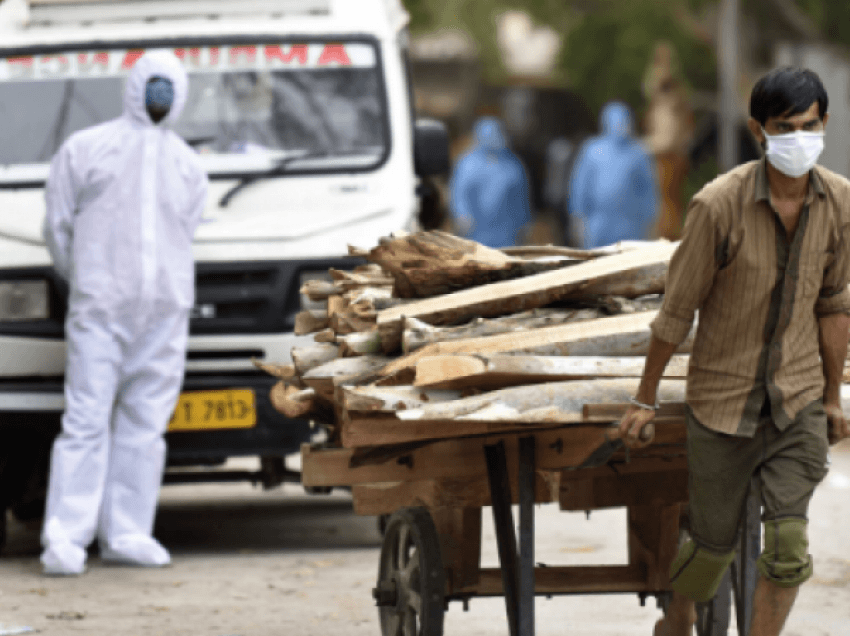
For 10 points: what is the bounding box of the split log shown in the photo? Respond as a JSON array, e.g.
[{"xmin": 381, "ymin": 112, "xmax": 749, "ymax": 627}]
[
  {"xmin": 338, "ymin": 381, "xmax": 686, "ymax": 447},
  {"xmin": 376, "ymin": 241, "xmax": 676, "ymax": 334},
  {"xmin": 291, "ymin": 344, "xmax": 340, "ymax": 375},
  {"xmin": 252, "ymin": 359, "xmax": 296, "ymax": 380},
  {"xmin": 336, "ymin": 378, "xmax": 683, "ymax": 422},
  {"xmin": 413, "ymin": 354, "xmax": 690, "ymax": 390},
  {"xmin": 393, "ymin": 379, "xmax": 685, "ymax": 423},
  {"xmin": 327, "ymin": 295, "xmax": 346, "ymax": 316},
  {"xmin": 294, "ymin": 309, "xmax": 329, "ymax": 336},
  {"xmin": 338, "ymin": 385, "xmax": 464, "ymax": 414},
  {"xmin": 313, "ymin": 328, "xmax": 336, "ymax": 343},
  {"xmin": 403, "ymin": 309, "xmax": 606, "ymax": 354},
  {"xmin": 329, "ymin": 309, "xmax": 375, "ymax": 335},
  {"xmin": 329, "ymin": 267, "xmax": 395, "ymax": 288},
  {"xmin": 501, "ymin": 240, "xmax": 659, "ymax": 259},
  {"xmin": 300, "ymin": 279, "xmax": 343, "ymax": 301},
  {"xmin": 382, "ymin": 310, "xmax": 694, "ymax": 378},
  {"xmin": 301, "ymin": 356, "xmax": 392, "ymax": 400},
  {"xmin": 270, "ymin": 382, "xmax": 317, "ymax": 419},
  {"xmin": 338, "ymin": 331, "xmax": 383, "ymax": 357},
  {"xmin": 364, "ymin": 230, "xmax": 575, "ymax": 298}
]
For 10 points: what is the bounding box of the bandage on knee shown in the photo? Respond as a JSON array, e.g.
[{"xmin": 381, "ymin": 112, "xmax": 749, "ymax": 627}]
[
  {"xmin": 757, "ymin": 518, "xmax": 813, "ymax": 588},
  {"xmin": 669, "ymin": 539, "xmax": 736, "ymax": 602}
]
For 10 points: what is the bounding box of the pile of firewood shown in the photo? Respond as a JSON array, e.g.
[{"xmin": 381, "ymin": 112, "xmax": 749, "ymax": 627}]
[{"xmin": 257, "ymin": 230, "xmax": 697, "ymax": 450}]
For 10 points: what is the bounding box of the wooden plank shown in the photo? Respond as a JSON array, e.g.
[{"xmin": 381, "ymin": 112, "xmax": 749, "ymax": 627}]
[
  {"xmin": 583, "ymin": 402, "xmax": 687, "ymax": 420},
  {"xmin": 500, "ymin": 241, "xmax": 658, "ymax": 260},
  {"xmin": 270, "ymin": 382, "xmax": 316, "ymax": 419},
  {"xmin": 376, "ymin": 241, "xmax": 676, "ymax": 328},
  {"xmin": 301, "ymin": 420, "xmax": 686, "ymax": 487},
  {"xmin": 431, "ymin": 508, "xmax": 483, "ymax": 594},
  {"xmin": 294, "ymin": 309, "xmax": 329, "ymax": 336},
  {"xmin": 291, "ymin": 343, "xmax": 340, "ymax": 375},
  {"xmin": 453, "ymin": 565, "xmax": 652, "ymax": 597},
  {"xmin": 558, "ymin": 468, "xmax": 689, "ymax": 511},
  {"xmin": 413, "ymin": 354, "xmax": 691, "ymax": 390},
  {"xmin": 341, "ymin": 414, "xmax": 685, "ymax": 448},
  {"xmin": 341, "ymin": 416, "xmax": 682, "ymax": 454},
  {"xmin": 402, "ymin": 308, "xmax": 607, "ymax": 355},
  {"xmin": 628, "ymin": 503, "xmax": 682, "ymax": 590},
  {"xmin": 301, "ymin": 356, "xmax": 391, "ymax": 400},
  {"xmin": 252, "ymin": 359, "xmax": 296, "ymax": 380},
  {"xmin": 364, "ymin": 230, "xmax": 573, "ymax": 298},
  {"xmin": 382, "ymin": 311, "xmax": 693, "ymax": 378},
  {"xmin": 558, "ymin": 455, "xmax": 688, "ymax": 482},
  {"xmin": 338, "ymin": 330, "xmax": 383, "ymax": 356},
  {"xmin": 384, "ymin": 379, "xmax": 686, "ymax": 423},
  {"xmin": 338, "ymin": 385, "xmax": 464, "ymax": 414},
  {"xmin": 351, "ymin": 472, "xmax": 559, "ymax": 515}
]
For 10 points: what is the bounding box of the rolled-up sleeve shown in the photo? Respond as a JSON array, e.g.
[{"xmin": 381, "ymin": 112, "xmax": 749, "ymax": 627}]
[
  {"xmin": 816, "ymin": 223, "xmax": 850, "ymax": 316},
  {"xmin": 652, "ymin": 198, "xmax": 720, "ymax": 344}
]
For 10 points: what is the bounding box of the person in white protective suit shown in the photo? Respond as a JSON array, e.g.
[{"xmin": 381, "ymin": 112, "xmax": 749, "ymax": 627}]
[{"xmin": 41, "ymin": 51, "xmax": 208, "ymax": 575}]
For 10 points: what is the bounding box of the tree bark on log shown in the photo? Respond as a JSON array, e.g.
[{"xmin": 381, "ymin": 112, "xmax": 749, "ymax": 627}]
[
  {"xmin": 386, "ymin": 378, "xmax": 686, "ymax": 423},
  {"xmin": 383, "ymin": 310, "xmax": 694, "ymax": 378},
  {"xmin": 301, "ymin": 356, "xmax": 392, "ymax": 400},
  {"xmin": 376, "ymin": 241, "xmax": 676, "ymax": 332},
  {"xmin": 413, "ymin": 354, "xmax": 690, "ymax": 390},
  {"xmin": 291, "ymin": 344, "xmax": 340, "ymax": 375}
]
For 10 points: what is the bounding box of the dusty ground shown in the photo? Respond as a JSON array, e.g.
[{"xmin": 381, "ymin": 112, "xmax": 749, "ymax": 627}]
[{"xmin": 1, "ymin": 442, "xmax": 848, "ymax": 636}]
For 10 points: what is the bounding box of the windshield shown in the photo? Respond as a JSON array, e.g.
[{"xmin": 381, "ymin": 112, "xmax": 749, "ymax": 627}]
[{"xmin": 0, "ymin": 42, "xmax": 388, "ymax": 174}]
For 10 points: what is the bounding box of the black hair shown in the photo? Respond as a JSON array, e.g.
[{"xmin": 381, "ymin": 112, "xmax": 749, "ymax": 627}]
[{"xmin": 750, "ymin": 67, "xmax": 828, "ymax": 125}]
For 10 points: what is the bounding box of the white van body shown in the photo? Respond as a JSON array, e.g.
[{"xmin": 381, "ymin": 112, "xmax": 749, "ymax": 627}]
[{"xmin": 0, "ymin": 0, "xmax": 428, "ymax": 518}]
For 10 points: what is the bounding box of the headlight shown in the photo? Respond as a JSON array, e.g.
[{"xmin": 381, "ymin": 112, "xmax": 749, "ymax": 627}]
[{"xmin": 0, "ymin": 280, "xmax": 50, "ymax": 321}]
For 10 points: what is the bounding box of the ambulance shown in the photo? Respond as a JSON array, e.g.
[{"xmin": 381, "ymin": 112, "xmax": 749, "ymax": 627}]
[{"xmin": 0, "ymin": 0, "xmax": 447, "ymax": 544}]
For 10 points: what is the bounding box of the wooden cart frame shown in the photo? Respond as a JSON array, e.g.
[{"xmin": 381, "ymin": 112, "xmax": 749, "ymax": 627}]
[{"xmin": 302, "ymin": 406, "xmax": 761, "ymax": 636}]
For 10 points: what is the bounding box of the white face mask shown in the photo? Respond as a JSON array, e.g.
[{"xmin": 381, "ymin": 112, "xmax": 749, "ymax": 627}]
[{"xmin": 762, "ymin": 128, "xmax": 825, "ymax": 178}]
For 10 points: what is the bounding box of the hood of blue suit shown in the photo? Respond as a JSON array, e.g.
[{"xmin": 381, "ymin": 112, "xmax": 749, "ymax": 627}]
[
  {"xmin": 124, "ymin": 51, "xmax": 189, "ymax": 127},
  {"xmin": 600, "ymin": 102, "xmax": 633, "ymax": 142},
  {"xmin": 473, "ymin": 118, "xmax": 508, "ymax": 152}
]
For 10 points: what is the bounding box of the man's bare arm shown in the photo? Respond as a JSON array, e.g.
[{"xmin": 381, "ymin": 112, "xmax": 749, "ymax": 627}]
[
  {"xmin": 619, "ymin": 334, "xmax": 679, "ymax": 446},
  {"xmin": 819, "ymin": 311, "xmax": 850, "ymax": 444}
]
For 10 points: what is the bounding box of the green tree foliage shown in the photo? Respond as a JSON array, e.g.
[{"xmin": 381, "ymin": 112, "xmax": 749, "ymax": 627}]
[
  {"xmin": 558, "ymin": 0, "xmax": 716, "ymax": 117},
  {"xmin": 405, "ymin": 0, "xmax": 716, "ymax": 122},
  {"xmin": 794, "ymin": 0, "xmax": 850, "ymax": 48}
]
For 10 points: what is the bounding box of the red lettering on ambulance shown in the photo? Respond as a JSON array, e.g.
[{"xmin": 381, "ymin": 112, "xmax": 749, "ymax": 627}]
[
  {"xmin": 264, "ymin": 45, "xmax": 308, "ymax": 65},
  {"xmin": 8, "ymin": 57, "xmax": 35, "ymax": 79},
  {"xmin": 317, "ymin": 44, "xmax": 351, "ymax": 66},
  {"xmin": 174, "ymin": 47, "xmax": 204, "ymax": 68},
  {"xmin": 38, "ymin": 54, "xmax": 71, "ymax": 77},
  {"xmin": 121, "ymin": 50, "xmax": 145, "ymax": 69},
  {"xmin": 230, "ymin": 46, "xmax": 257, "ymax": 65},
  {"xmin": 77, "ymin": 52, "xmax": 110, "ymax": 73}
]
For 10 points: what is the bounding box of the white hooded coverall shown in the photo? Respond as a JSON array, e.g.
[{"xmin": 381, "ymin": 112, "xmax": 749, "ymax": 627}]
[{"xmin": 41, "ymin": 51, "xmax": 208, "ymax": 573}]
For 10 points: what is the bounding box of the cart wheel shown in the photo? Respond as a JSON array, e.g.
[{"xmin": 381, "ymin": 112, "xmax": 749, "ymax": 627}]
[
  {"xmin": 0, "ymin": 507, "xmax": 7, "ymax": 554},
  {"xmin": 373, "ymin": 507, "xmax": 445, "ymax": 636},
  {"xmin": 695, "ymin": 572, "xmax": 732, "ymax": 636},
  {"xmin": 693, "ymin": 480, "xmax": 761, "ymax": 636}
]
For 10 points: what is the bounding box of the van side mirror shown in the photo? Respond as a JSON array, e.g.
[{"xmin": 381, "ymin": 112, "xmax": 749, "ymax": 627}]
[{"xmin": 414, "ymin": 118, "xmax": 450, "ymax": 176}]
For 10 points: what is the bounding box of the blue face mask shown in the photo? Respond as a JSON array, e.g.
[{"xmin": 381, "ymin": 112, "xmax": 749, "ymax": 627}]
[{"xmin": 145, "ymin": 76, "xmax": 174, "ymax": 122}]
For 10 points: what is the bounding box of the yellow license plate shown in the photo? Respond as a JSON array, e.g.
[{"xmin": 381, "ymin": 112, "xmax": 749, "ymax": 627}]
[{"xmin": 168, "ymin": 389, "xmax": 256, "ymax": 432}]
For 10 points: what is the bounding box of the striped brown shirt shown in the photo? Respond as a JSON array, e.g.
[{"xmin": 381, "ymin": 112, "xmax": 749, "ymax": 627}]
[{"xmin": 653, "ymin": 159, "xmax": 850, "ymax": 436}]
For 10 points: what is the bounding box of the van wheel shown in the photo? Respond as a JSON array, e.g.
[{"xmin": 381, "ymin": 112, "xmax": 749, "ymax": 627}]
[
  {"xmin": 11, "ymin": 497, "xmax": 46, "ymax": 522},
  {"xmin": 0, "ymin": 507, "xmax": 7, "ymax": 553}
]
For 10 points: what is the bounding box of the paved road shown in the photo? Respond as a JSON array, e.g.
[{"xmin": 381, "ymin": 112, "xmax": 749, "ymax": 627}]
[{"xmin": 1, "ymin": 444, "xmax": 848, "ymax": 636}]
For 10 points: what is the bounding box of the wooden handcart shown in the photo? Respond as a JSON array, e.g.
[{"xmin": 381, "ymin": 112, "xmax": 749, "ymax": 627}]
[{"xmin": 302, "ymin": 403, "xmax": 761, "ymax": 636}]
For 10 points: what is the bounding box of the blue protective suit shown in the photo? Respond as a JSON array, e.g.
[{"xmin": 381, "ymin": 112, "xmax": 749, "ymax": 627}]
[
  {"xmin": 568, "ymin": 102, "xmax": 658, "ymax": 248},
  {"xmin": 449, "ymin": 118, "xmax": 531, "ymax": 248}
]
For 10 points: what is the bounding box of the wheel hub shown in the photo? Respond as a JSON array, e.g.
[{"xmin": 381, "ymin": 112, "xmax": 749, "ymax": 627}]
[{"xmin": 372, "ymin": 578, "xmax": 398, "ymax": 607}]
